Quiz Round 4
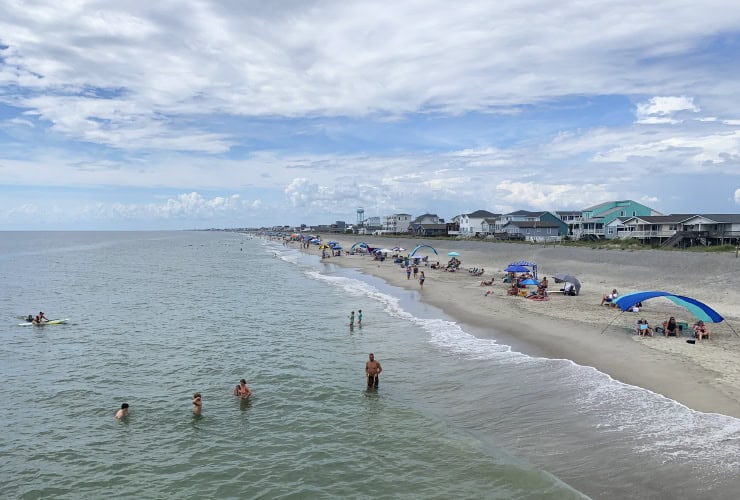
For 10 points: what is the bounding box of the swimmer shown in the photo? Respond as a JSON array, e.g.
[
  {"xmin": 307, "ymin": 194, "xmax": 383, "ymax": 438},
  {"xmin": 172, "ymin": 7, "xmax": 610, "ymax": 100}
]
[
  {"xmin": 115, "ymin": 403, "xmax": 129, "ymax": 419},
  {"xmin": 192, "ymin": 393, "xmax": 202, "ymax": 415},
  {"xmin": 233, "ymin": 379, "xmax": 252, "ymax": 399}
]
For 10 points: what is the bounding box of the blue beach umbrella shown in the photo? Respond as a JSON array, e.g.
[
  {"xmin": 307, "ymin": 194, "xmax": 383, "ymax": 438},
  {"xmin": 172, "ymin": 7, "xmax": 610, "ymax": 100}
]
[
  {"xmin": 447, "ymin": 251, "xmax": 460, "ymax": 257},
  {"xmin": 519, "ymin": 278, "xmax": 540, "ymax": 286}
]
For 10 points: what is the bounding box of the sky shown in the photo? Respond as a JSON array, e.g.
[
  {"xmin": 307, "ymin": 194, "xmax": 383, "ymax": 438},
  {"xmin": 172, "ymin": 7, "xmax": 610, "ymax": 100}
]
[{"xmin": 1, "ymin": 1, "xmax": 740, "ymax": 230}]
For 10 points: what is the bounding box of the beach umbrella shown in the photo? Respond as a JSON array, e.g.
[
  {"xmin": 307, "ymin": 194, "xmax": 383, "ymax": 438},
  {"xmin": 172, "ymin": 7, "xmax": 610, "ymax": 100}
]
[
  {"xmin": 391, "ymin": 246, "xmax": 405, "ymax": 252},
  {"xmin": 447, "ymin": 251, "xmax": 460, "ymax": 257},
  {"xmin": 330, "ymin": 244, "xmax": 342, "ymax": 250},
  {"xmin": 553, "ymin": 273, "xmax": 581, "ymax": 295},
  {"xmin": 519, "ymin": 278, "xmax": 540, "ymax": 286},
  {"xmin": 505, "ymin": 264, "xmax": 530, "ymax": 273}
]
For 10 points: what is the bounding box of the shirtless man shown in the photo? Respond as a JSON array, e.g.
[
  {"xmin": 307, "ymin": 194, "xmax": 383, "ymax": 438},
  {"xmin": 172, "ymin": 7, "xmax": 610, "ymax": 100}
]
[
  {"xmin": 365, "ymin": 353, "xmax": 382, "ymax": 390},
  {"xmin": 115, "ymin": 403, "xmax": 130, "ymax": 419},
  {"xmin": 233, "ymin": 379, "xmax": 252, "ymax": 399},
  {"xmin": 192, "ymin": 393, "xmax": 202, "ymax": 415}
]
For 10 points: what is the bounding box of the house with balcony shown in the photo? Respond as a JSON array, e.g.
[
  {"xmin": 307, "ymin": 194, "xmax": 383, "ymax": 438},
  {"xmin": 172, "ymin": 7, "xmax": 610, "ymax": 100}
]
[
  {"xmin": 383, "ymin": 213, "xmax": 412, "ymax": 234},
  {"xmin": 498, "ymin": 210, "xmax": 568, "ymax": 236},
  {"xmin": 555, "ymin": 210, "xmax": 583, "ymax": 236},
  {"xmin": 576, "ymin": 201, "xmax": 658, "ymax": 240},
  {"xmin": 611, "ymin": 213, "xmax": 740, "ymax": 246},
  {"xmin": 500, "ymin": 220, "xmax": 562, "ymax": 241},
  {"xmin": 458, "ymin": 210, "xmax": 498, "ymax": 237}
]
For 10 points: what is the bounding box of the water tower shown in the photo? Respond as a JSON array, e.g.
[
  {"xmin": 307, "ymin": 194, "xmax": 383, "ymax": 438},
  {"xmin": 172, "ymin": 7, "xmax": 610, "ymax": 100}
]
[{"xmin": 356, "ymin": 207, "xmax": 365, "ymax": 226}]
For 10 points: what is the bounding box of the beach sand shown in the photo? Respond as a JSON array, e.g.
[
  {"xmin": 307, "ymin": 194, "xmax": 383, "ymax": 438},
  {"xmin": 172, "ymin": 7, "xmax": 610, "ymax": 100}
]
[{"xmin": 302, "ymin": 236, "xmax": 740, "ymax": 418}]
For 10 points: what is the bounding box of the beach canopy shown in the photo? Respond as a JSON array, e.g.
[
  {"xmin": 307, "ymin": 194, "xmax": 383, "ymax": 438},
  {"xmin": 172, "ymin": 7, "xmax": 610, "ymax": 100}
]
[
  {"xmin": 410, "ymin": 244, "xmax": 438, "ymax": 256},
  {"xmin": 447, "ymin": 251, "xmax": 460, "ymax": 257},
  {"xmin": 510, "ymin": 260, "xmax": 537, "ymax": 278},
  {"xmin": 351, "ymin": 242, "xmax": 370, "ymax": 251},
  {"xmin": 505, "ymin": 264, "xmax": 530, "ymax": 273},
  {"xmin": 613, "ymin": 291, "xmax": 724, "ymax": 323},
  {"xmin": 553, "ymin": 273, "xmax": 581, "ymax": 295}
]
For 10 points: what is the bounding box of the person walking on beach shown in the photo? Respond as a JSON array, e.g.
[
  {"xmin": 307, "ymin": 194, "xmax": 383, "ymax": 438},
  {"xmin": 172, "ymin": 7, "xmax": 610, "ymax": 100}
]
[
  {"xmin": 115, "ymin": 403, "xmax": 129, "ymax": 420},
  {"xmin": 406, "ymin": 266, "xmax": 412, "ymax": 280},
  {"xmin": 358, "ymin": 310, "xmax": 363, "ymax": 326},
  {"xmin": 419, "ymin": 271, "xmax": 425, "ymax": 288},
  {"xmin": 413, "ymin": 264, "xmax": 419, "ymax": 280},
  {"xmin": 192, "ymin": 393, "xmax": 202, "ymax": 415},
  {"xmin": 349, "ymin": 311, "xmax": 355, "ymax": 327},
  {"xmin": 365, "ymin": 353, "xmax": 382, "ymax": 390}
]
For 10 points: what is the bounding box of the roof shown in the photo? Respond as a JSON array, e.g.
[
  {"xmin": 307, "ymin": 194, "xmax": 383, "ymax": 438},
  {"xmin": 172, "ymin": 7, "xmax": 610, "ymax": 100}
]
[
  {"xmin": 505, "ymin": 210, "xmax": 547, "ymax": 217},
  {"xmin": 503, "ymin": 220, "xmax": 559, "ymax": 228},
  {"xmin": 697, "ymin": 214, "xmax": 740, "ymax": 223},
  {"xmin": 556, "ymin": 210, "xmax": 581, "ymax": 216},
  {"xmin": 465, "ymin": 209, "xmax": 497, "ymax": 218},
  {"xmin": 416, "ymin": 223, "xmax": 447, "ymax": 229},
  {"xmin": 582, "ymin": 200, "xmax": 633, "ymax": 211}
]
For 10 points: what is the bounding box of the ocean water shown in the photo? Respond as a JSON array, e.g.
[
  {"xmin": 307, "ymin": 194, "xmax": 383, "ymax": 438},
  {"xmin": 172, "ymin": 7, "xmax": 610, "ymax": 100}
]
[{"xmin": 1, "ymin": 231, "xmax": 738, "ymax": 499}]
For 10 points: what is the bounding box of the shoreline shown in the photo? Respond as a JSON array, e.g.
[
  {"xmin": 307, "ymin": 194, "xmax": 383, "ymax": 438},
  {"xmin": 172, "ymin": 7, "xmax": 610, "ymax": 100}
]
[{"xmin": 298, "ymin": 236, "xmax": 740, "ymax": 418}]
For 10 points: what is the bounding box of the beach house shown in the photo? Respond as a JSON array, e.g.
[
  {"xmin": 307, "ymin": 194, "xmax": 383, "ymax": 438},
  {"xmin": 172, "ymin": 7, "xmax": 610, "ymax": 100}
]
[
  {"xmin": 497, "ymin": 210, "xmax": 568, "ymax": 236},
  {"xmin": 576, "ymin": 200, "xmax": 658, "ymax": 240},
  {"xmin": 458, "ymin": 210, "xmax": 497, "ymax": 238},
  {"xmin": 383, "ymin": 213, "xmax": 412, "ymax": 234},
  {"xmin": 616, "ymin": 214, "xmax": 740, "ymax": 246}
]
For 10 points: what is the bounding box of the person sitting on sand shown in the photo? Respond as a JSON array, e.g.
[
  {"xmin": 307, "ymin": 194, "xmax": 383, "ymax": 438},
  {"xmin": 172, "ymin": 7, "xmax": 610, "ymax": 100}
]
[
  {"xmin": 480, "ymin": 277, "xmax": 494, "ymax": 286},
  {"xmin": 636, "ymin": 319, "xmax": 653, "ymax": 337},
  {"xmin": 601, "ymin": 289, "xmax": 618, "ymax": 306},
  {"xmin": 693, "ymin": 320, "xmax": 711, "ymax": 341},
  {"xmin": 508, "ymin": 283, "xmax": 519, "ymax": 296},
  {"xmin": 663, "ymin": 317, "xmax": 679, "ymax": 337}
]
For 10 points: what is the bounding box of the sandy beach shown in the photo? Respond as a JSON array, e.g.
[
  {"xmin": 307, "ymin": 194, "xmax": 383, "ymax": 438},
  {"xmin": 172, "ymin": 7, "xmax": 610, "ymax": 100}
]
[{"xmin": 299, "ymin": 236, "xmax": 740, "ymax": 418}]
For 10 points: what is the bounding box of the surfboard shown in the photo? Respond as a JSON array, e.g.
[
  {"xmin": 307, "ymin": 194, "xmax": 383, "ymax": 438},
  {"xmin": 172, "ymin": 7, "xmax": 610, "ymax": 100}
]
[{"xmin": 18, "ymin": 318, "xmax": 70, "ymax": 326}]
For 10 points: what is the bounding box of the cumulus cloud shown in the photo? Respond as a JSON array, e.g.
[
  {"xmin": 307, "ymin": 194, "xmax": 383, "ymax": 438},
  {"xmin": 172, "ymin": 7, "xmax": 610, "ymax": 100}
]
[{"xmin": 636, "ymin": 96, "xmax": 700, "ymax": 125}]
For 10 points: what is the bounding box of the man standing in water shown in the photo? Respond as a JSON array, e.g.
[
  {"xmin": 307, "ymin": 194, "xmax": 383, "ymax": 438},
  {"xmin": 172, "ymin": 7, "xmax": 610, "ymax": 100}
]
[
  {"xmin": 349, "ymin": 311, "xmax": 355, "ymax": 327},
  {"xmin": 192, "ymin": 393, "xmax": 202, "ymax": 415},
  {"xmin": 365, "ymin": 353, "xmax": 382, "ymax": 390},
  {"xmin": 358, "ymin": 310, "xmax": 363, "ymax": 326}
]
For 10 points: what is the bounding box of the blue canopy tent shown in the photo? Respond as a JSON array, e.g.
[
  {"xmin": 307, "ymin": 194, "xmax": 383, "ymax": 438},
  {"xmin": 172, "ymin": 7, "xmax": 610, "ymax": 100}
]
[
  {"xmin": 505, "ymin": 264, "xmax": 530, "ymax": 273},
  {"xmin": 350, "ymin": 242, "xmax": 371, "ymax": 253},
  {"xmin": 613, "ymin": 291, "xmax": 724, "ymax": 323},
  {"xmin": 509, "ymin": 261, "xmax": 537, "ymax": 278},
  {"xmin": 410, "ymin": 244, "xmax": 438, "ymax": 256},
  {"xmin": 603, "ymin": 291, "xmax": 737, "ymax": 336}
]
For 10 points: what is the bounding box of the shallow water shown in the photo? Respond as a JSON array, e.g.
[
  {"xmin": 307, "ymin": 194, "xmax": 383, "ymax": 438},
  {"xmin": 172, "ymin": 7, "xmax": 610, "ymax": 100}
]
[{"xmin": 1, "ymin": 231, "xmax": 738, "ymax": 499}]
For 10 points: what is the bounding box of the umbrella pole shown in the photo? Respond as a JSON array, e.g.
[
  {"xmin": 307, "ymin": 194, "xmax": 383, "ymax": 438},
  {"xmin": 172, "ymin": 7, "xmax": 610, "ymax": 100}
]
[
  {"xmin": 600, "ymin": 310, "xmax": 626, "ymax": 335},
  {"xmin": 725, "ymin": 321, "xmax": 740, "ymax": 338}
]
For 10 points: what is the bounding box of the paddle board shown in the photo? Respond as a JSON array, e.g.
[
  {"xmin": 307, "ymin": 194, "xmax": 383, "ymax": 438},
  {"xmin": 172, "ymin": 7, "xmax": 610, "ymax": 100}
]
[{"xmin": 18, "ymin": 318, "xmax": 70, "ymax": 326}]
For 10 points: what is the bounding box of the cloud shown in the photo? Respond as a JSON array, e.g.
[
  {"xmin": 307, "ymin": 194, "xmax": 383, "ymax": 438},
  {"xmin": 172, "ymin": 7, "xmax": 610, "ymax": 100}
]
[{"xmin": 636, "ymin": 96, "xmax": 699, "ymax": 124}]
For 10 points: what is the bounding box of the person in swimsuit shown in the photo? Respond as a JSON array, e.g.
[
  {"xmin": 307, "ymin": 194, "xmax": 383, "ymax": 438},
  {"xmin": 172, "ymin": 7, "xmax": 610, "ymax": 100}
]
[
  {"xmin": 233, "ymin": 379, "xmax": 252, "ymax": 398},
  {"xmin": 115, "ymin": 403, "xmax": 130, "ymax": 419},
  {"xmin": 365, "ymin": 353, "xmax": 382, "ymax": 390},
  {"xmin": 192, "ymin": 393, "xmax": 202, "ymax": 415},
  {"xmin": 419, "ymin": 271, "xmax": 425, "ymax": 288},
  {"xmin": 349, "ymin": 311, "xmax": 355, "ymax": 327},
  {"xmin": 664, "ymin": 317, "xmax": 679, "ymax": 337},
  {"xmin": 358, "ymin": 310, "xmax": 363, "ymax": 326},
  {"xmin": 39, "ymin": 312, "xmax": 49, "ymax": 322}
]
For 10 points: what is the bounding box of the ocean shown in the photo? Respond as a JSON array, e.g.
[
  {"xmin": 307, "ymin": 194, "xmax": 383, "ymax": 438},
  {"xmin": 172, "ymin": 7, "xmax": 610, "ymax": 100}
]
[{"xmin": 1, "ymin": 231, "xmax": 738, "ymax": 499}]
